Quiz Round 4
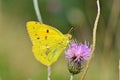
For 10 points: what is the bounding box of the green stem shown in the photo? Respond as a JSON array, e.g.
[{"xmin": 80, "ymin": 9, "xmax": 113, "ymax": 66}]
[
  {"xmin": 48, "ymin": 66, "xmax": 51, "ymax": 80},
  {"xmin": 80, "ymin": 0, "xmax": 100, "ymax": 80},
  {"xmin": 33, "ymin": 0, "xmax": 51, "ymax": 80},
  {"xmin": 70, "ymin": 74, "xmax": 74, "ymax": 80},
  {"xmin": 33, "ymin": 0, "xmax": 43, "ymax": 23}
]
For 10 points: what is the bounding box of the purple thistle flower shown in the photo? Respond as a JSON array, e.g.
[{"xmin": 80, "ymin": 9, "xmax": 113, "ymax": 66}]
[
  {"xmin": 65, "ymin": 42, "xmax": 92, "ymax": 62},
  {"xmin": 65, "ymin": 41, "xmax": 92, "ymax": 75}
]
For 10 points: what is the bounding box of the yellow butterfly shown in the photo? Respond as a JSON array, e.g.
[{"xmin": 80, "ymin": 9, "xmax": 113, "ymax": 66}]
[{"xmin": 26, "ymin": 21, "xmax": 72, "ymax": 66}]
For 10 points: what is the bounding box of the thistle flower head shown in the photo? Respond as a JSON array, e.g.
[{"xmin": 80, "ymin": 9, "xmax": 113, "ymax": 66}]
[
  {"xmin": 66, "ymin": 41, "xmax": 92, "ymax": 62},
  {"xmin": 65, "ymin": 41, "xmax": 92, "ymax": 75}
]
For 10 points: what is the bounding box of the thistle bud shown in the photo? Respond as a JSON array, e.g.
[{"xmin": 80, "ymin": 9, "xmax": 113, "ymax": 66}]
[{"xmin": 68, "ymin": 59, "xmax": 82, "ymax": 75}]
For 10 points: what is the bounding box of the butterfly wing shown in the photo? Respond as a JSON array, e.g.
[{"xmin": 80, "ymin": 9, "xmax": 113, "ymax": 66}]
[{"xmin": 26, "ymin": 21, "xmax": 71, "ymax": 66}]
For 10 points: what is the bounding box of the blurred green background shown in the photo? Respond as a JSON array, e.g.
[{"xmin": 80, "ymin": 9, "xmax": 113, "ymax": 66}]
[{"xmin": 0, "ymin": 0, "xmax": 120, "ymax": 80}]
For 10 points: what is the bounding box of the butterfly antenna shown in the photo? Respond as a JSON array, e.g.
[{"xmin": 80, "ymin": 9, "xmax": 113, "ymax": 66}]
[
  {"xmin": 68, "ymin": 27, "xmax": 74, "ymax": 34},
  {"xmin": 68, "ymin": 25, "xmax": 81, "ymax": 34}
]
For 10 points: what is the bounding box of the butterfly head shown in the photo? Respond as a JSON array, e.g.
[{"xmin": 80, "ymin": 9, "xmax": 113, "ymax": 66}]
[{"xmin": 65, "ymin": 34, "xmax": 72, "ymax": 40}]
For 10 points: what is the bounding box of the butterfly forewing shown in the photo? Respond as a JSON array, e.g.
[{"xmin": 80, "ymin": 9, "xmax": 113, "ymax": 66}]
[{"xmin": 26, "ymin": 21, "xmax": 71, "ymax": 66}]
